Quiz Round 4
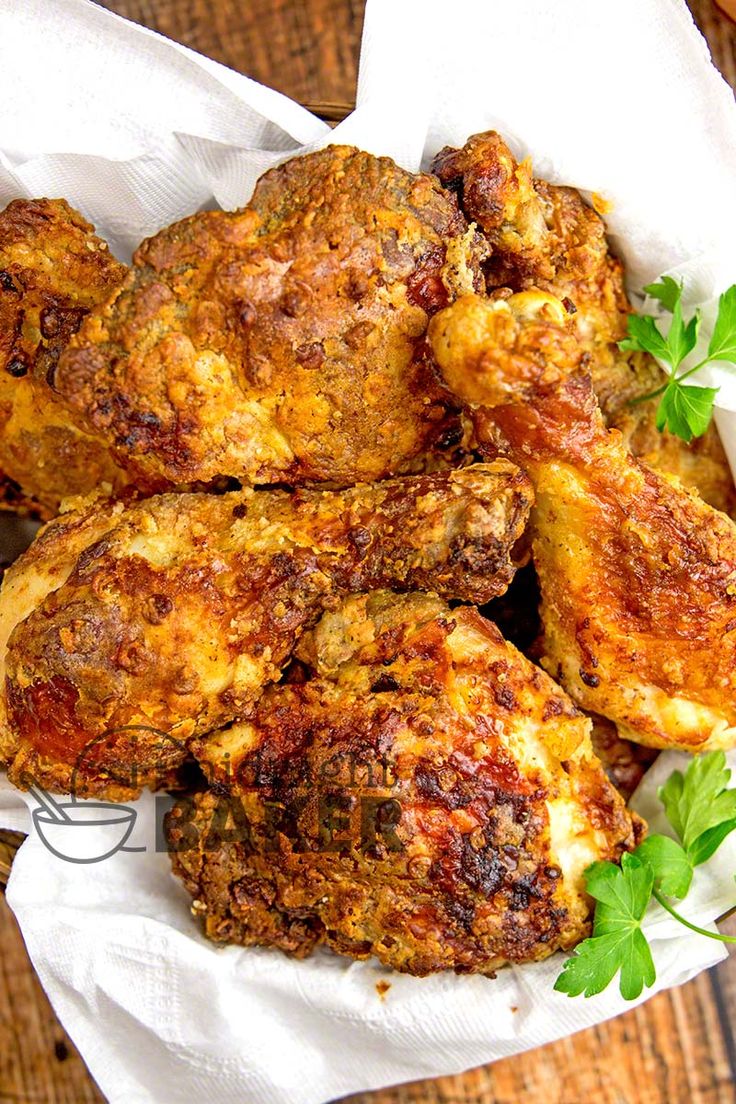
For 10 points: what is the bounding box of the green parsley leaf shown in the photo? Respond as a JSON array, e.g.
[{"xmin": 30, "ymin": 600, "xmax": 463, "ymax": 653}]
[
  {"xmin": 624, "ymin": 278, "xmax": 736, "ymax": 443},
  {"xmin": 665, "ymin": 298, "xmax": 700, "ymax": 370},
  {"xmin": 619, "ymin": 314, "xmax": 670, "ymax": 362},
  {"xmin": 655, "ymin": 382, "xmax": 719, "ymax": 443},
  {"xmin": 591, "ymin": 853, "xmax": 654, "ymax": 935},
  {"xmin": 688, "ymin": 819, "xmax": 736, "ymax": 867},
  {"xmin": 556, "ymin": 752, "xmax": 736, "ymax": 1002},
  {"xmin": 644, "ymin": 276, "xmax": 682, "ymax": 313},
  {"xmin": 554, "ymin": 854, "xmax": 656, "ymax": 1000},
  {"xmin": 553, "ymin": 929, "xmax": 655, "ymax": 1000},
  {"xmin": 708, "ymin": 285, "xmax": 736, "ymax": 364},
  {"xmin": 635, "ymin": 834, "xmax": 692, "ymax": 899},
  {"xmin": 659, "ymin": 751, "xmax": 736, "ymax": 863}
]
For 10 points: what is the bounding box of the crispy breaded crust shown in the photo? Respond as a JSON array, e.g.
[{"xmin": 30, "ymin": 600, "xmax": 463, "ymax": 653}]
[
  {"xmin": 0, "ymin": 198, "xmax": 128, "ymax": 514},
  {"xmin": 433, "ymin": 133, "xmax": 663, "ymax": 415},
  {"xmin": 169, "ymin": 592, "xmax": 638, "ymax": 975},
  {"xmin": 430, "ymin": 294, "xmax": 736, "ymax": 752},
  {"xmin": 56, "ymin": 146, "xmax": 486, "ymax": 491},
  {"xmin": 0, "ymin": 463, "xmax": 532, "ymax": 796}
]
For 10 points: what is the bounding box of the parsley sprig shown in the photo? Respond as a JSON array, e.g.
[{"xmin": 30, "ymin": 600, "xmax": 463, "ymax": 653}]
[
  {"xmin": 555, "ymin": 751, "xmax": 736, "ymax": 1001},
  {"xmin": 620, "ymin": 279, "xmax": 736, "ymax": 443}
]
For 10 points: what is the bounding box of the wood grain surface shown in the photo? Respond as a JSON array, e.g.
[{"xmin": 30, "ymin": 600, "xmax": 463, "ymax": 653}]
[{"xmin": 1, "ymin": 2, "xmax": 736, "ymax": 1102}]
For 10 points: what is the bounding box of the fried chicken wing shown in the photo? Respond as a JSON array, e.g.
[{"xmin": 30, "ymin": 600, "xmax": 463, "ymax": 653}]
[
  {"xmin": 55, "ymin": 146, "xmax": 486, "ymax": 491},
  {"xmin": 430, "ymin": 293, "xmax": 736, "ymax": 752},
  {"xmin": 0, "ymin": 463, "xmax": 531, "ymax": 796},
  {"xmin": 433, "ymin": 133, "xmax": 735, "ymax": 511},
  {"xmin": 168, "ymin": 591, "xmax": 638, "ymax": 975},
  {"xmin": 0, "ymin": 199, "xmax": 129, "ymax": 515}
]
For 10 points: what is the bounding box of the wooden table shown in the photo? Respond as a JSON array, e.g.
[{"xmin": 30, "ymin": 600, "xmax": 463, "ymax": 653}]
[{"xmin": 1, "ymin": 1, "xmax": 736, "ymax": 1101}]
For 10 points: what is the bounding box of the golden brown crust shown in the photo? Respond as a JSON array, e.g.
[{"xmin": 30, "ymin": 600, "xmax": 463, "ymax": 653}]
[
  {"xmin": 430, "ymin": 294, "xmax": 736, "ymax": 753},
  {"xmin": 168, "ymin": 596, "xmax": 640, "ymax": 975},
  {"xmin": 434, "ymin": 132, "xmax": 553, "ymax": 284},
  {"xmin": 432, "ymin": 132, "xmax": 661, "ymax": 415},
  {"xmin": 0, "ymin": 199, "xmax": 129, "ymax": 514},
  {"xmin": 0, "ymin": 463, "xmax": 532, "ymax": 796},
  {"xmin": 55, "ymin": 146, "xmax": 486, "ymax": 491},
  {"xmin": 169, "ymin": 592, "xmax": 637, "ymax": 975}
]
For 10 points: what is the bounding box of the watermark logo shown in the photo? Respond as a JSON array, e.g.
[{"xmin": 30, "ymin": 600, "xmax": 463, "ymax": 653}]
[
  {"xmin": 28, "ymin": 782, "xmax": 143, "ymax": 864},
  {"xmin": 25, "ymin": 723, "xmax": 183, "ymax": 864},
  {"xmin": 26, "ymin": 726, "xmax": 405, "ymax": 865}
]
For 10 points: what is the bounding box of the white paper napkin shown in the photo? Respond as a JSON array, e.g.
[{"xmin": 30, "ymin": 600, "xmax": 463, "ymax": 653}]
[
  {"xmin": 0, "ymin": 0, "xmax": 329, "ymax": 256},
  {"xmin": 1, "ymin": 0, "xmax": 736, "ymax": 1101}
]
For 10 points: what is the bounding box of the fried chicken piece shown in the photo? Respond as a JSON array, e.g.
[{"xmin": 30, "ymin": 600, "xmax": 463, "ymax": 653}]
[
  {"xmin": 433, "ymin": 132, "xmax": 660, "ymax": 415},
  {"xmin": 54, "ymin": 146, "xmax": 485, "ymax": 492},
  {"xmin": 430, "ymin": 292, "xmax": 736, "ymax": 752},
  {"xmin": 434, "ymin": 133, "xmax": 554, "ymax": 285},
  {"xmin": 0, "ymin": 463, "xmax": 532, "ymax": 797},
  {"xmin": 0, "ymin": 199, "xmax": 129, "ymax": 515},
  {"xmin": 480, "ymin": 561, "xmax": 659, "ymax": 797},
  {"xmin": 433, "ymin": 133, "xmax": 735, "ymax": 511},
  {"xmin": 168, "ymin": 591, "xmax": 638, "ymax": 975}
]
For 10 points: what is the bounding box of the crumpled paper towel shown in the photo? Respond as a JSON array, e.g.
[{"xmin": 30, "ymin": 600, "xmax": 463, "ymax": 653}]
[
  {"xmin": 1, "ymin": 0, "xmax": 736, "ymax": 1100},
  {"xmin": 0, "ymin": 0, "xmax": 330, "ymax": 255}
]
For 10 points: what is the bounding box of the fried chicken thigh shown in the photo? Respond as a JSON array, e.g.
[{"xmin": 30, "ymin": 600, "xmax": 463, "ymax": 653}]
[
  {"xmin": 0, "ymin": 463, "xmax": 531, "ymax": 796},
  {"xmin": 168, "ymin": 591, "xmax": 638, "ymax": 976},
  {"xmin": 433, "ymin": 133, "xmax": 735, "ymax": 513},
  {"xmin": 430, "ymin": 293, "xmax": 736, "ymax": 753},
  {"xmin": 55, "ymin": 146, "xmax": 485, "ymax": 491},
  {"xmin": 0, "ymin": 199, "xmax": 129, "ymax": 515}
]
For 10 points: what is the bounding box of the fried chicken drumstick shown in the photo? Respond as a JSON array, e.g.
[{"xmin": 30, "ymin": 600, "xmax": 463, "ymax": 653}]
[
  {"xmin": 168, "ymin": 591, "xmax": 638, "ymax": 975},
  {"xmin": 430, "ymin": 292, "xmax": 736, "ymax": 753},
  {"xmin": 433, "ymin": 132, "xmax": 735, "ymax": 515},
  {"xmin": 0, "ymin": 198, "xmax": 128, "ymax": 515},
  {"xmin": 0, "ymin": 463, "xmax": 531, "ymax": 797},
  {"xmin": 55, "ymin": 146, "xmax": 485, "ymax": 491}
]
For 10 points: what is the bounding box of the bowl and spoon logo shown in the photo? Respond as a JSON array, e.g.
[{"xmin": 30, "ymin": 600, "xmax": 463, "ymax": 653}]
[
  {"xmin": 25, "ymin": 726, "xmax": 405, "ymax": 864},
  {"xmin": 28, "ymin": 783, "xmax": 142, "ymax": 864},
  {"xmin": 25, "ymin": 725, "xmax": 186, "ymax": 864}
]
